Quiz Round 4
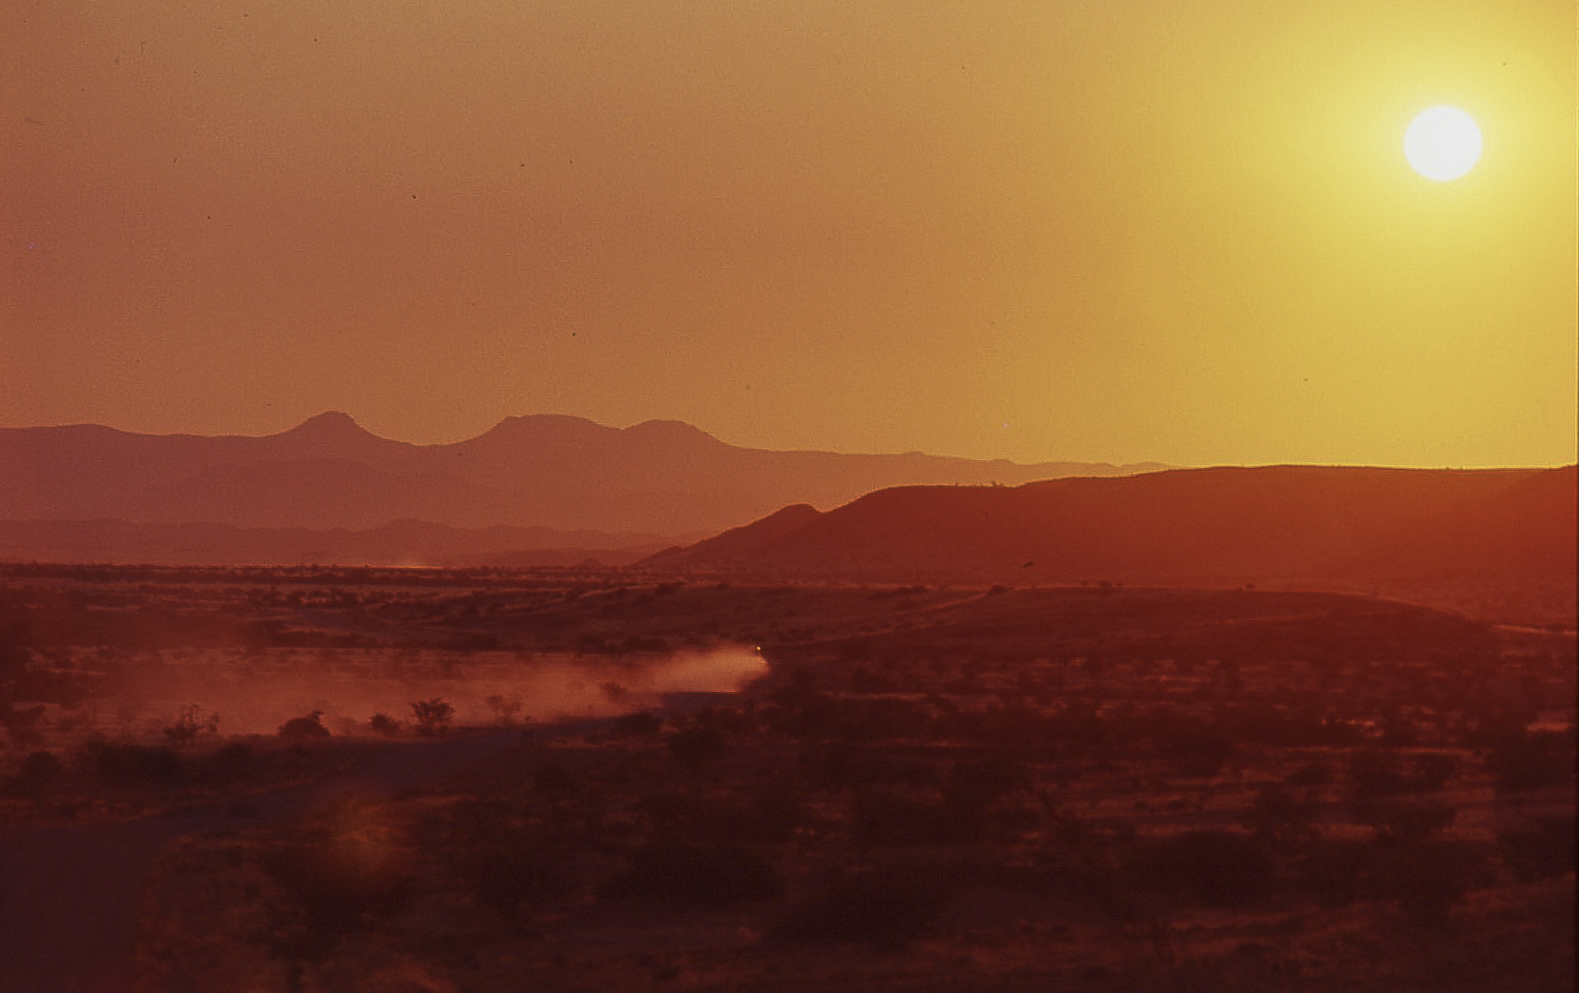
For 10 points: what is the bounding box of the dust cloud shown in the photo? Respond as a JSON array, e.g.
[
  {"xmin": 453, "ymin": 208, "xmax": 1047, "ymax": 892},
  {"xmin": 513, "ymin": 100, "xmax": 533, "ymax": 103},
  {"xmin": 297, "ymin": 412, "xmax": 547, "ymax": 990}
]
[{"xmin": 91, "ymin": 645, "xmax": 768, "ymax": 739}]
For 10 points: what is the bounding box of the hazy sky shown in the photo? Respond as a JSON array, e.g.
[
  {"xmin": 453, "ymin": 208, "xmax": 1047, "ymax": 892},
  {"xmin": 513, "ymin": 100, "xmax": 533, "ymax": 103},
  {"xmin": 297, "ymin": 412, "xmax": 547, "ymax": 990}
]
[{"xmin": 4, "ymin": 0, "xmax": 1574, "ymax": 466}]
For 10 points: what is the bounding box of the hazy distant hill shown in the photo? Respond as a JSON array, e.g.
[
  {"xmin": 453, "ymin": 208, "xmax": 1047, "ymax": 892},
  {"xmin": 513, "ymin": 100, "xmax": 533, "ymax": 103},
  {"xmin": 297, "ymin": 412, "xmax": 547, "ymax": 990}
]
[
  {"xmin": 0, "ymin": 412, "xmax": 1160, "ymax": 562},
  {"xmin": 645, "ymin": 465, "xmax": 1578, "ymax": 621}
]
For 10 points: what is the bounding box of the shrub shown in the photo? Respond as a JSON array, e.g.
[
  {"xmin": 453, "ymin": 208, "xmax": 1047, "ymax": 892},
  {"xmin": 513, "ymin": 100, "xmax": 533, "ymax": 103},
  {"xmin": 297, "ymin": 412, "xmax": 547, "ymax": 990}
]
[
  {"xmin": 1408, "ymin": 752, "xmax": 1459, "ymax": 791},
  {"xmin": 1379, "ymin": 841, "xmax": 1485, "ymax": 926},
  {"xmin": 163, "ymin": 703, "xmax": 219, "ymax": 747},
  {"xmin": 1152, "ymin": 718, "xmax": 1234, "ymax": 777},
  {"xmin": 85, "ymin": 740, "xmax": 185, "ymax": 785},
  {"xmin": 1122, "ymin": 830, "xmax": 1275, "ymax": 906},
  {"xmin": 615, "ymin": 711, "xmax": 663, "ymax": 735},
  {"xmin": 13, "ymin": 750, "xmax": 63, "ymax": 798},
  {"xmin": 207, "ymin": 741, "xmax": 255, "ymax": 782},
  {"xmin": 0, "ymin": 704, "xmax": 47, "ymax": 748},
  {"xmin": 1246, "ymin": 783, "xmax": 1322, "ymax": 845},
  {"xmin": 686, "ymin": 786, "xmax": 804, "ymax": 845},
  {"xmin": 597, "ymin": 843, "xmax": 783, "ymax": 908},
  {"xmin": 666, "ymin": 726, "xmax": 727, "ymax": 766},
  {"xmin": 1485, "ymin": 730, "xmax": 1576, "ymax": 794},
  {"xmin": 278, "ymin": 711, "xmax": 330, "ymax": 741},
  {"xmin": 1346, "ymin": 749, "xmax": 1409, "ymax": 796},
  {"xmin": 532, "ymin": 763, "xmax": 577, "ymax": 795},
  {"xmin": 368, "ymin": 713, "xmax": 401, "ymax": 736},
  {"xmin": 851, "ymin": 785, "xmax": 978, "ymax": 847},
  {"xmin": 469, "ymin": 845, "xmax": 576, "ymax": 916},
  {"xmin": 1353, "ymin": 796, "xmax": 1457, "ymax": 845},
  {"xmin": 1295, "ymin": 839, "xmax": 1378, "ymax": 906},
  {"xmin": 261, "ymin": 801, "xmax": 413, "ymax": 964},
  {"xmin": 1284, "ymin": 761, "xmax": 1333, "ymax": 787},
  {"xmin": 483, "ymin": 693, "xmax": 524, "ymax": 724},
  {"xmin": 409, "ymin": 698, "xmax": 454, "ymax": 736},
  {"xmin": 1498, "ymin": 814, "xmax": 1576, "ymax": 880},
  {"xmin": 768, "ymin": 867, "xmax": 949, "ymax": 948}
]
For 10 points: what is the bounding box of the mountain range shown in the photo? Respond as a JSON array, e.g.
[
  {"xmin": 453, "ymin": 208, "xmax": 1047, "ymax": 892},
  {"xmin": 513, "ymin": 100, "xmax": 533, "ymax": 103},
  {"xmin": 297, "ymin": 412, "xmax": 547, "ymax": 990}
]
[{"xmin": 0, "ymin": 413, "xmax": 1159, "ymax": 565}]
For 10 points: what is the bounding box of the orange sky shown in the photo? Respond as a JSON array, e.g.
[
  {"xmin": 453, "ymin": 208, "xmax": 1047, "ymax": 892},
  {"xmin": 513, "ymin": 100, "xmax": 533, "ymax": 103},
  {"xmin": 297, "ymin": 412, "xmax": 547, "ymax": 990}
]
[{"xmin": 4, "ymin": 0, "xmax": 1574, "ymax": 466}]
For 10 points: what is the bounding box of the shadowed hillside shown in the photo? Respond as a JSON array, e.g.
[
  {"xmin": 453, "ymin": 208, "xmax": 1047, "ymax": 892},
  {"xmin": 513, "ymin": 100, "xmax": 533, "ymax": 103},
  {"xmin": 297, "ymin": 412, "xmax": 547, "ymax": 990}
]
[{"xmin": 645, "ymin": 465, "xmax": 1577, "ymax": 623}]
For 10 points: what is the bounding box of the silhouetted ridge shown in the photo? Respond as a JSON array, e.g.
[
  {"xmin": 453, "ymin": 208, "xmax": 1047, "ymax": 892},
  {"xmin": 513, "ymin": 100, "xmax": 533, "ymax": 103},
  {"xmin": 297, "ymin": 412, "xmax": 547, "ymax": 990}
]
[
  {"xmin": 646, "ymin": 503, "xmax": 823, "ymax": 567},
  {"xmin": 1, "ymin": 412, "xmax": 1156, "ymax": 536},
  {"xmin": 626, "ymin": 419, "xmax": 722, "ymax": 443},
  {"xmin": 277, "ymin": 411, "xmax": 375, "ymax": 441},
  {"xmin": 646, "ymin": 466, "xmax": 1576, "ymax": 621},
  {"xmin": 473, "ymin": 414, "xmax": 610, "ymax": 442}
]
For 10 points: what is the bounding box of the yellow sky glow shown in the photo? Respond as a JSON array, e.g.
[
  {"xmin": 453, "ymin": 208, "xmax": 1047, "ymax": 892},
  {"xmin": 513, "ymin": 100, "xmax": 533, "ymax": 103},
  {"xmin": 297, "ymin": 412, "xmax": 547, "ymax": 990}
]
[{"xmin": 2, "ymin": 0, "xmax": 1574, "ymax": 467}]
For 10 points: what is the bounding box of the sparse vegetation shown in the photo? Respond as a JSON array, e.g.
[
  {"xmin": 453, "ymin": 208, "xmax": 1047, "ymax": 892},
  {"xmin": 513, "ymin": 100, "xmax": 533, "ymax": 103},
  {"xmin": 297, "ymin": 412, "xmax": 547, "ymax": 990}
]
[
  {"xmin": 277, "ymin": 710, "xmax": 330, "ymax": 741},
  {"xmin": 408, "ymin": 698, "xmax": 454, "ymax": 736},
  {"xmin": 164, "ymin": 703, "xmax": 220, "ymax": 747},
  {"xmin": 0, "ymin": 566, "xmax": 1569, "ymax": 993}
]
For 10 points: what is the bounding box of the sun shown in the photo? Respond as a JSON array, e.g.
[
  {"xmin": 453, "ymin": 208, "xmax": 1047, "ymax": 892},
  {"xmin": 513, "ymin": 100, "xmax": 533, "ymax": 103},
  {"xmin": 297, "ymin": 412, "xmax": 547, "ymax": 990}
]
[{"xmin": 1403, "ymin": 106, "xmax": 1482, "ymax": 181}]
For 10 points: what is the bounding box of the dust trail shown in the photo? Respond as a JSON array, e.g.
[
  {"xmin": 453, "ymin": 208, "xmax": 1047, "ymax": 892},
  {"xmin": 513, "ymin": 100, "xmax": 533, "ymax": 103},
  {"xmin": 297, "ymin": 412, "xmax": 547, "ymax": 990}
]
[{"xmin": 84, "ymin": 645, "xmax": 767, "ymax": 739}]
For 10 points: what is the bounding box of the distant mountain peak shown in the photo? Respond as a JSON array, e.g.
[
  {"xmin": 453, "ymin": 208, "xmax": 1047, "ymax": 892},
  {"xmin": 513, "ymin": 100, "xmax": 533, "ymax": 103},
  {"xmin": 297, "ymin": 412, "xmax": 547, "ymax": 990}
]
[
  {"xmin": 488, "ymin": 413, "xmax": 601, "ymax": 430},
  {"xmin": 625, "ymin": 419, "xmax": 721, "ymax": 444},
  {"xmin": 470, "ymin": 414, "xmax": 610, "ymax": 446},
  {"xmin": 286, "ymin": 411, "xmax": 368, "ymax": 436},
  {"xmin": 270, "ymin": 411, "xmax": 401, "ymax": 451}
]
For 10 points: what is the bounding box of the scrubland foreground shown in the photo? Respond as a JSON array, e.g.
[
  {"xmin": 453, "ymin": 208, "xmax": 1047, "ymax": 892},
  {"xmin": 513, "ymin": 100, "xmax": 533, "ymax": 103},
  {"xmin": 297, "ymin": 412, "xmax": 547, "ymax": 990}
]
[{"xmin": 1, "ymin": 564, "xmax": 1573, "ymax": 992}]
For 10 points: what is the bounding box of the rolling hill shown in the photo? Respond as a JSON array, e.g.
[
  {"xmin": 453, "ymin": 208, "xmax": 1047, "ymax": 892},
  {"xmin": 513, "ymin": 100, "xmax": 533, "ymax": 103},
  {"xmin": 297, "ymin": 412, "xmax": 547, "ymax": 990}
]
[{"xmin": 644, "ymin": 465, "xmax": 1578, "ymax": 622}]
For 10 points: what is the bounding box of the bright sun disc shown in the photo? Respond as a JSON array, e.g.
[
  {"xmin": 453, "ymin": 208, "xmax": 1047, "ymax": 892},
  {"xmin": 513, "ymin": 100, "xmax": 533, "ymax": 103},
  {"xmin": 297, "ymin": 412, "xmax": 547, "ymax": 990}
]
[{"xmin": 1404, "ymin": 105, "xmax": 1482, "ymax": 181}]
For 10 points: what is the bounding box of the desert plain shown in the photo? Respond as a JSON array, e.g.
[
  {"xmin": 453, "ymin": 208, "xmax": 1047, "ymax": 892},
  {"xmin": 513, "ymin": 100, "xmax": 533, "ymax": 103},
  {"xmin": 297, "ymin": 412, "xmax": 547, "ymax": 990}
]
[{"xmin": 0, "ymin": 562, "xmax": 1572, "ymax": 992}]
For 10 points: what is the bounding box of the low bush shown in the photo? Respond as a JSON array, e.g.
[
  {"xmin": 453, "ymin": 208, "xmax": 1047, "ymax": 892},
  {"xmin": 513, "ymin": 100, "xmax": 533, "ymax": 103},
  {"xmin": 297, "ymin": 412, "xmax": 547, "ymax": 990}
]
[
  {"xmin": 1498, "ymin": 814, "xmax": 1577, "ymax": 881},
  {"xmin": 1121, "ymin": 830, "xmax": 1275, "ymax": 907},
  {"xmin": 597, "ymin": 843, "xmax": 782, "ymax": 908},
  {"xmin": 8, "ymin": 749, "xmax": 63, "ymax": 798},
  {"xmin": 468, "ymin": 845, "xmax": 577, "ymax": 915},
  {"xmin": 261, "ymin": 804, "xmax": 413, "ymax": 964},
  {"xmin": 1485, "ymin": 730, "xmax": 1576, "ymax": 794},
  {"xmin": 1376, "ymin": 840, "xmax": 1487, "ymax": 926},
  {"xmin": 666, "ymin": 726, "xmax": 728, "ymax": 766},
  {"xmin": 615, "ymin": 711, "xmax": 663, "ymax": 735},
  {"xmin": 278, "ymin": 711, "xmax": 330, "ymax": 741},
  {"xmin": 84, "ymin": 740, "xmax": 185, "ymax": 785},
  {"xmin": 1294, "ymin": 839, "xmax": 1379, "ymax": 906},
  {"xmin": 409, "ymin": 698, "xmax": 454, "ymax": 736},
  {"xmin": 768, "ymin": 866, "xmax": 949, "ymax": 948},
  {"xmin": 1352, "ymin": 796, "xmax": 1457, "ymax": 845}
]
